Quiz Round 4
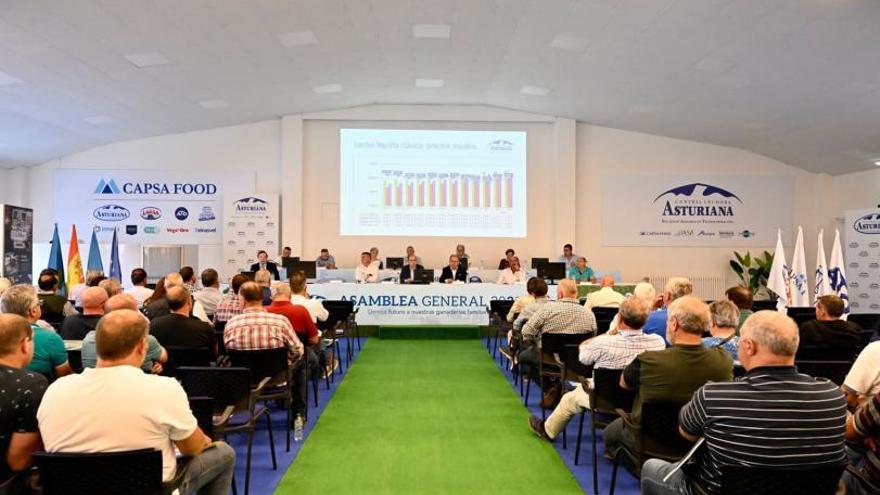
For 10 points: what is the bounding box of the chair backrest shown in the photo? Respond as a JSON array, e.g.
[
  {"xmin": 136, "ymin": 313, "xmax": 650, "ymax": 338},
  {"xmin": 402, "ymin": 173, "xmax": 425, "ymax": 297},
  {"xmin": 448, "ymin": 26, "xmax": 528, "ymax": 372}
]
[
  {"xmin": 750, "ymin": 300, "xmax": 777, "ymax": 311},
  {"xmin": 188, "ymin": 396, "xmax": 215, "ymax": 438},
  {"xmin": 214, "ymin": 320, "xmax": 226, "ymax": 334},
  {"xmin": 849, "ymin": 313, "xmax": 880, "ymax": 333},
  {"xmin": 720, "ymin": 464, "xmax": 844, "ymax": 495},
  {"xmin": 228, "ymin": 347, "xmax": 289, "ymax": 386},
  {"xmin": 318, "ymin": 300, "xmax": 354, "ymax": 331},
  {"xmin": 214, "ymin": 330, "xmax": 227, "ymax": 356},
  {"xmin": 638, "ymin": 400, "xmax": 693, "ymax": 460},
  {"xmin": 163, "ymin": 346, "xmax": 215, "ymax": 377},
  {"xmin": 67, "ymin": 349, "xmax": 83, "ymax": 373},
  {"xmin": 177, "ymin": 367, "xmax": 252, "ymax": 413},
  {"xmin": 488, "ymin": 299, "xmax": 515, "ymax": 320},
  {"xmin": 592, "ymin": 368, "xmax": 635, "ymax": 414},
  {"xmin": 787, "ymin": 307, "xmax": 817, "ymax": 326},
  {"xmin": 560, "ymin": 344, "xmax": 592, "ymax": 380},
  {"xmin": 855, "ymin": 329, "xmax": 875, "ymax": 356},
  {"xmin": 540, "ymin": 333, "xmax": 586, "ymax": 354},
  {"xmin": 592, "ymin": 307, "xmax": 619, "ymax": 335},
  {"xmin": 34, "ymin": 449, "xmax": 163, "ymax": 495},
  {"xmin": 795, "ymin": 360, "xmax": 852, "ymax": 385}
]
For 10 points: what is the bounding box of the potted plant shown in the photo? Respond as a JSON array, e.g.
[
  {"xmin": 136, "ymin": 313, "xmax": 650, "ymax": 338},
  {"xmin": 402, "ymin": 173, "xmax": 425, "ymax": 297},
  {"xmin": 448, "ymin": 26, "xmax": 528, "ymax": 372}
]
[{"xmin": 729, "ymin": 251, "xmax": 774, "ymax": 300}]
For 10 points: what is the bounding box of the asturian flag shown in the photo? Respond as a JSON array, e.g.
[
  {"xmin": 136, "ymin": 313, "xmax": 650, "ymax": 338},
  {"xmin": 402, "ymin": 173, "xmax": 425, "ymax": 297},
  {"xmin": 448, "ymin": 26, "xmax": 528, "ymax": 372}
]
[
  {"xmin": 814, "ymin": 228, "xmax": 831, "ymax": 303},
  {"xmin": 767, "ymin": 229, "xmax": 792, "ymax": 313},
  {"xmin": 790, "ymin": 226, "xmax": 809, "ymax": 307},
  {"xmin": 828, "ymin": 229, "xmax": 849, "ymax": 320}
]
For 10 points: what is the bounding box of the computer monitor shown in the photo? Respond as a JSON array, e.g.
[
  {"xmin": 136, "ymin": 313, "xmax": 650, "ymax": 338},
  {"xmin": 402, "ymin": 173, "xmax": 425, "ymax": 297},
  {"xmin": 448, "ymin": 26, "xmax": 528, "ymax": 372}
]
[
  {"xmin": 289, "ymin": 261, "xmax": 317, "ymax": 279},
  {"xmin": 414, "ymin": 268, "xmax": 434, "ymax": 284},
  {"xmin": 531, "ymin": 257, "xmax": 549, "ymax": 268},
  {"xmin": 239, "ymin": 271, "xmax": 255, "ymax": 281},
  {"xmin": 536, "ymin": 262, "xmax": 566, "ymax": 283},
  {"xmin": 386, "ymin": 257, "xmax": 405, "ymax": 270},
  {"xmin": 281, "ymin": 257, "xmax": 300, "ymax": 278}
]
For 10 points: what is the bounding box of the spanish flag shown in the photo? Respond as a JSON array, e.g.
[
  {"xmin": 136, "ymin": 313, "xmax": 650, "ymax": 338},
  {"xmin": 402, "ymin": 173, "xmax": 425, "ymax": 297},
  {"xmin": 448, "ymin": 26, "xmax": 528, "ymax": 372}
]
[{"xmin": 66, "ymin": 225, "xmax": 85, "ymax": 294}]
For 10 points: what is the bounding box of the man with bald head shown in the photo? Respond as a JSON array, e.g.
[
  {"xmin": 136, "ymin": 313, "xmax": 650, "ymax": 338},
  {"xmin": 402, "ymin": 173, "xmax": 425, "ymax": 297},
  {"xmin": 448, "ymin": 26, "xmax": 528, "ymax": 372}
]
[
  {"xmin": 149, "ymin": 286, "xmax": 215, "ymax": 354},
  {"xmin": 60, "ymin": 286, "xmax": 107, "ymax": 340},
  {"xmin": 641, "ymin": 311, "xmax": 848, "ymax": 494},
  {"xmin": 144, "ymin": 272, "xmax": 211, "ymax": 323},
  {"xmin": 0, "ymin": 314, "xmax": 47, "ymax": 484},
  {"xmin": 38, "ymin": 310, "xmax": 236, "ymax": 494},
  {"xmin": 519, "ymin": 279, "xmax": 597, "ymax": 369},
  {"xmin": 604, "ymin": 295, "xmax": 732, "ymax": 462},
  {"xmin": 80, "ymin": 294, "xmax": 168, "ymax": 373},
  {"xmin": 585, "ymin": 276, "xmax": 626, "ymax": 309}
]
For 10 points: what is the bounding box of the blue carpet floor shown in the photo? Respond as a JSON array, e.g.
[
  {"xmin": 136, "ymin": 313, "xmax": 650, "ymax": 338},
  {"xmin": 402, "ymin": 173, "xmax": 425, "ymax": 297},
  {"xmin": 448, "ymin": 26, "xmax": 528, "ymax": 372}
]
[{"xmin": 227, "ymin": 336, "xmax": 640, "ymax": 495}]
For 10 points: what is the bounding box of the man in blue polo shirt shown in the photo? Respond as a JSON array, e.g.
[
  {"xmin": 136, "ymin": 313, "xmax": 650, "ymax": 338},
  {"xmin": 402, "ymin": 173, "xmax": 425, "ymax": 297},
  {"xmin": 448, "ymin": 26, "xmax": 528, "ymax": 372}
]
[{"xmin": 642, "ymin": 277, "xmax": 693, "ymax": 341}]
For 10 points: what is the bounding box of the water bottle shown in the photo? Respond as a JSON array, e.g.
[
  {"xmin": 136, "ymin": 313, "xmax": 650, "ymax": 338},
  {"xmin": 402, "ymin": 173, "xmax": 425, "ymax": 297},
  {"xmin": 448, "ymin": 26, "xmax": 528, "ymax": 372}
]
[{"xmin": 294, "ymin": 415, "xmax": 304, "ymax": 442}]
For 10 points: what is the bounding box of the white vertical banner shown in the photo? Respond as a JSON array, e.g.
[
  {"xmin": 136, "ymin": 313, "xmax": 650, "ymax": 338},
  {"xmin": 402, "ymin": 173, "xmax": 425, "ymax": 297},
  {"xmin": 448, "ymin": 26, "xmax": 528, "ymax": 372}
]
[
  {"xmin": 790, "ymin": 226, "xmax": 809, "ymax": 307},
  {"xmin": 814, "ymin": 229, "xmax": 831, "ymax": 303},
  {"xmin": 845, "ymin": 209, "xmax": 880, "ymax": 314},
  {"xmin": 221, "ymin": 194, "xmax": 280, "ymax": 282},
  {"xmin": 829, "ymin": 229, "xmax": 850, "ymax": 320},
  {"xmin": 768, "ymin": 229, "xmax": 791, "ymax": 313}
]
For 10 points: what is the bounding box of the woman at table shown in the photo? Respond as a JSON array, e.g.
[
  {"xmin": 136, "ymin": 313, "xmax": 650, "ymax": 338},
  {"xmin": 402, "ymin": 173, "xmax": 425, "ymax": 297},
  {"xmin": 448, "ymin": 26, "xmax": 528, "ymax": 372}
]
[
  {"xmin": 497, "ymin": 257, "xmax": 526, "ymax": 284},
  {"xmin": 498, "ymin": 248, "xmax": 516, "ymax": 270},
  {"xmin": 568, "ymin": 256, "xmax": 596, "ymax": 283}
]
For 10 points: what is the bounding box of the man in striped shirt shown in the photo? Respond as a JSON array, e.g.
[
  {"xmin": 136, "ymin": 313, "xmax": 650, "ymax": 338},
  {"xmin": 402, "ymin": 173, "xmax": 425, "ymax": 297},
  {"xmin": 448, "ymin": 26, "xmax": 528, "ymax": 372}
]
[
  {"xmin": 528, "ymin": 296, "xmax": 665, "ymax": 441},
  {"xmin": 223, "ymin": 282, "xmax": 303, "ymax": 365},
  {"xmin": 641, "ymin": 310, "xmax": 847, "ymax": 495}
]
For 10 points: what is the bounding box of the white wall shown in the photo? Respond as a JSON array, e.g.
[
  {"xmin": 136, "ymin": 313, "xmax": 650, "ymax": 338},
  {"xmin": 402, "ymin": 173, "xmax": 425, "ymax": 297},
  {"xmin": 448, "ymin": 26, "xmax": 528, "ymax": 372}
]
[{"xmin": 3, "ymin": 103, "xmax": 864, "ymax": 290}]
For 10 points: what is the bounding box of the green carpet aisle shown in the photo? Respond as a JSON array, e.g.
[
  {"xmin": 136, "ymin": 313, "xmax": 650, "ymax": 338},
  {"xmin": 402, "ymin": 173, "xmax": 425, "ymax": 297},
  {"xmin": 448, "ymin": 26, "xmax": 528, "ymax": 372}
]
[{"xmin": 274, "ymin": 339, "xmax": 583, "ymax": 494}]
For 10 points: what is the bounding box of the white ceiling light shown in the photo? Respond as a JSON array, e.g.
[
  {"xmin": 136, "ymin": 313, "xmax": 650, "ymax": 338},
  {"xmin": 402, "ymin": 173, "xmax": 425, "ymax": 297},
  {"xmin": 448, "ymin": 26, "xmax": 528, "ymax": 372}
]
[
  {"xmin": 874, "ymin": 159, "xmax": 880, "ymax": 166},
  {"xmin": 278, "ymin": 30, "xmax": 318, "ymax": 48},
  {"xmin": 123, "ymin": 52, "xmax": 170, "ymax": 68},
  {"xmin": 412, "ymin": 24, "xmax": 451, "ymax": 39},
  {"xmin": 83, "ymin": 115, "xmax": 115, "ymax": 125},
  {"xmin": 312, "ymin": 83, "xmax": 343, "ymax": 94},
  {"xmin": 549, "ymin": 34, "xmax": 588, "ymax": 53},
  {"xmin": 521, "ymin": 85, "xmax": 550, "ymax": 96},
  {"xmin": 0, "ymin": 70, "xmax": 22, "ymax": 86},
  {"xmin": 198, "ymin": 99, "xmax": 230, "ymax": 109},
  {"xmin": 415, "ymin": 78, "xmax": 444, "ymax": 88}
]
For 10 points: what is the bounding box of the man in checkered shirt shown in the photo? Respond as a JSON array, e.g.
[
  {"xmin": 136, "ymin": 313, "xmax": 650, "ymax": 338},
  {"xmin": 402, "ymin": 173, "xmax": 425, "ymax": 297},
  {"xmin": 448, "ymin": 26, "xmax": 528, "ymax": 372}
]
[
  {"xmin": 223, "ymin": 282, "xmax": 303, "ymax": 364},
  {"xmin": 519, "ymin": 278, "xmax": 597, "ymax": 369},
  {"xmin": 214, "ymin": 274, "xmax": 248, "ymax": 324}
]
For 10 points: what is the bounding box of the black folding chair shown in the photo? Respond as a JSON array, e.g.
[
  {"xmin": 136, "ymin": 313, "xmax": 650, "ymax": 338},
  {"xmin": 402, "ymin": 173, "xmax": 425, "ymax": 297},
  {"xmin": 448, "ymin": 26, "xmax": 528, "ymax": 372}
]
[
  {"xmin": 849, "ymin": 313, "xmax": 880, "ymax": 334},
  {"xmin": 319, "ymin": 300, "xmax": 356, "ymax": 378},
  {"xmin": 229, "ymin": 347, "xmax": 304, "ymax": 452},
  {"xmin": 609, "ymin": 400, "xmax": 692, "ymax": 495},
  {"xmin": 162, "ymin": 346, "xmax": 215, "ymax": 378},
  {"xmin": 188, "ymin": 396, "xmax": 215, "ymax": 438},
  {"xmin": 691, "ymin": 464, "xmax": 845, "ymax": 495},
  {"xmin": 788, "ymin": 307, "xmax": 818, "ymax": 326},
  {"xmin": 67, "ymin": 348, "xmax": 83, "ymax": 373},
  {"xmin": 487, "ymin": 299, "xmax": 515, "ymax": 356},
  {"xmin": 795, "ymin": 360, "xmax": 852, "ymax": 385},
  {"xmin": 33, "ymin": 448, "xmax": 163, "ymax": 495},
  {"xmin": 524, "ymin": 333, "xmax": 586, "ymax": 411},
  {"xmin": 178, "ymin": 367, "xmax": 273, "ymax": 495},
  {"xmin": 843, "ymin": 463, "xmax": 880, "ymax": 494},
  {"xmin": 591, "ymin": 307, "xmax": 619, "ymax": 335},
  {"xmin": 556, "ymin": 344, "xmax": 592, "ymax": 451},
  {"xmin": 750, "ymin": 300, "xmax": 777, "ymax": 311}
]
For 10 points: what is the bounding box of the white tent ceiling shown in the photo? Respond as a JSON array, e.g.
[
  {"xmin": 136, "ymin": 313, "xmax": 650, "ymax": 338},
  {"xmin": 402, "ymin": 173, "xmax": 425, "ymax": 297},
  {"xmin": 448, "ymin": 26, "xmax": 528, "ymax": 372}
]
[{"xmin": 0, "ymin": 0, "xmax": 879, "ymax": 175}]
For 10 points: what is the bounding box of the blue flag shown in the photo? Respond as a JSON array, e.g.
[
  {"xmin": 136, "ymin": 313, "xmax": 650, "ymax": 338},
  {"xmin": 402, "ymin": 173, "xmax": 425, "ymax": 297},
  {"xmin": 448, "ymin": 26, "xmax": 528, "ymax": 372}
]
[
  {"xmin": 48, "ymin": 224, "xmax": 66, "ymax": 296},
  {"xmin": 86, "ymin": 229, "xmax": 104, "ymax": 275},
  {"xmin": 109, "ymin": 228, "xmax": 121, "ymax": 281}
]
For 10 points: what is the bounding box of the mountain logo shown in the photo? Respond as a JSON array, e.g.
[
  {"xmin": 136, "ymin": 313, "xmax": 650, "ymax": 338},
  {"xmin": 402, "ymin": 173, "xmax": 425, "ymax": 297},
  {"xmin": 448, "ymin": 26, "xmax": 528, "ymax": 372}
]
[
  {"xmin": 853, "ymin": 213, "xmax": 880, "ymax": 234},
  {"xmin": 489, "ymin": 139, "xmax": 514, "ymax": 152},
  {"xmin": 653, "ymin": 183, "xmax": 741, "ymax": 218},
  {"xmin": 94, "ymin": 179, "xmax": 122, "ymax": 194},
  {"xmin": 93, "ymin": 204, "xmax": 130, "ymax": 222},
  {"xmin": 654, "ymin": 183, "xmax": 742, "ymax": 203}
]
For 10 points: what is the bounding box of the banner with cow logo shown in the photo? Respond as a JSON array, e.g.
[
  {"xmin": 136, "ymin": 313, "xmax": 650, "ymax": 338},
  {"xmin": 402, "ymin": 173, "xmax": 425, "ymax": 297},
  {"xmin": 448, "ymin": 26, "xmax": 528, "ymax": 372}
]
[
  {"xmin": 52, "ymin": 170, "xmax": 254, "ymax": 244},
  {"xmin": 221, "ymin": 194, "xmax": 280, "ymax": 281},
  {"xmin": 602, "ymin": 175, "xmax": 794, "ymax": 246},
  {"xmin": 845, "ymin": 208, "xmax": 880, "ymax": 314}
]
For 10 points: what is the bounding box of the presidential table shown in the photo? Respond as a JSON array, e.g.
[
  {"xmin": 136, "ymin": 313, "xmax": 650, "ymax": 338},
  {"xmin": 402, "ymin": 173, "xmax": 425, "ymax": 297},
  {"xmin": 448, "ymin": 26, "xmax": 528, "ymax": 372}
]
[{"xmin": 307, "ymin": 282, "xmax": 637, "ymax": 325}]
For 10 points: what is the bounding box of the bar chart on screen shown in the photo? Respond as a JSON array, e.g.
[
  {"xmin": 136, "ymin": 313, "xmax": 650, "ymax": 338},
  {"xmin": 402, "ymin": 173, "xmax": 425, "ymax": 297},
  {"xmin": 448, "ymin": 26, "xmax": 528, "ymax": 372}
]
[{"xmin": 340, "ymin": 129, "xmax": 527, "ymax": 237}]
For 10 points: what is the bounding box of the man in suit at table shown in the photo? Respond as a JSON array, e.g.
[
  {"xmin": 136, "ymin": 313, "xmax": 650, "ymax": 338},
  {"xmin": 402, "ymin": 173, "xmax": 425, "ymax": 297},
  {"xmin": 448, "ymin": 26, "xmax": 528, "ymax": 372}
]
[
  {"xmin": 399, "ymin": 255, "xmax": 424, "ymax": 284},
  {"xmin": 439, "ymin": 255, "xmax": 467, "ymax": 284},
  {"xmin": 250, "ymin": 250, "xmax": 280, "ymax": 281}
]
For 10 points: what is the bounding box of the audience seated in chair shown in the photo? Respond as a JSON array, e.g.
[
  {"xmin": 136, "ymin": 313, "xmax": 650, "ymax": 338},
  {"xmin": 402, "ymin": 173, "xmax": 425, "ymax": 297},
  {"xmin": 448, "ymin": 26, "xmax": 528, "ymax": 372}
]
[
  {"xmin": 289, "ymin": 272, "xmax": 329, "ymax": 324},
  {"xmin": 584, "ymin": 276, "xmax": 625, "ymax": 309},
  {"xmin": 799, "ymin": 294, "xmax": 862, "ymax": 354},
  {"xmin": 0, "ymin": 285, "xmax": 72, "ymax": 381},
  {"xmin": 641, "ymin": 310, "xmax": 848, "ymax": 495},
  {"xmin": 506, "ymin": 276, "xmax": 542, "ymax": 323},
  {"xmin": 60, "ymin": 287, "xmax": 108, "ymax": 341},
  {"xmin": 702, "ymin": 300, "xmax": 741, "ymax": 362},
  {"xmin": 144, "ymin": 273, "xmax": 211, "ymax": 323},
  {"xmin": 528, "ymin": 297, "xmax": 665, "ymax": 441},
  {"xmin": 81, "ymin": 294, "xmax": 167, "ymax": 374},
  {"xmin": 0, "ymin": 314, "xmax": 48, "ymax": 487},
  {"xmin": 604, "ymin": 296, "xmax": 732, "ymax": 462},
  {"xmin": 518, "ymin": 279, "xmax": 596, "ymax": 370},
  {"xmin": 724, "ymin": 286, "xmax": 753, "ymax": 331},
  {"xmin": 842, "ymin": 340, "xmax": 880, "ymax": 411},
  {"xmin": 149, "ymin": 286, "xmax": 216, "ymax": 356},
  {"xmin": 128, "ymin": 268, "xmax": 154, "ymax": 309},
  {"xmin": 194, "ymin": 268, "xmax": 223, "ymax": 318},
  {"xmin": 36, "ymin": 272, "xmax": 77, "ymax": 328},
  {"xmin": 843, "ymin": 387, "xmax": 880, "ymax": 494},
  {"xmin": 37, "ymin": 309, "xmax": 236, "ymax": 494},
  {"xmin": 642, "ymin": 277, "xmax": 694, "ymax": 341},
  {"xmin": 214, "ymin": 274, "xmax": 248, "ymax": 324}
]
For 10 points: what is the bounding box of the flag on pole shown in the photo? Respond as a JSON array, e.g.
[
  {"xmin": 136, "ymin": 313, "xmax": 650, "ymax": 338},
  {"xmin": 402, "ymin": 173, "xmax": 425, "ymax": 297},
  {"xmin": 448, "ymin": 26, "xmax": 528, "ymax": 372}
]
[
  {"xmin": 790, "ymin": 226, "xmax": 809, "ymax": 307},
  {"xmin": 66, "ymin": 225, "xmax": 84, "ymax": 294},
  {"xmin": 828, "ymin": 229, "xmax": 849, "ymax": 320},
  {"xmin": 47, "ymin": 224, "xmax": 66, "ymax": 296},
  {"xmin": 109, "ymin": 227, "xmax": 121, "ymax": 281},
  {"xmin": 86, "ymin": 229, "xmax": 104, "ymax": 275},
  {"xmin": 814, "ymin": 228, "xmax": 831, "ymax": 303},
  {"xmin": 767, "ymin": 229, "xmax": 792, "ymax": 313}
]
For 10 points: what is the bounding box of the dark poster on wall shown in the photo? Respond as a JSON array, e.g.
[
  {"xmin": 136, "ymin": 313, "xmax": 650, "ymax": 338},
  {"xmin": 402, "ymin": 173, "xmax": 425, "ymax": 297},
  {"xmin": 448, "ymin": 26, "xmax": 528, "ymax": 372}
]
[{"xmin": 3, "ymin": 205, "xmax": 33, "ymax": 284}]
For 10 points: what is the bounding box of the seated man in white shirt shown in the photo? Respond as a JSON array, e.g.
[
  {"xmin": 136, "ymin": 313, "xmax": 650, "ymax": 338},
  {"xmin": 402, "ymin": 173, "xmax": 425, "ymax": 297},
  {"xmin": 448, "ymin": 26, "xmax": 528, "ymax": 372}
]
[
  {"xmin": 497, "ymin": 257, "xmax": 526, "ymax": 285},
  {"xmin": 585, "ymin": 276, "xmax": 626, "ymax": 309},
  {"xmin": 290, "ymin": 272, "xmax": 329, "ymax": 323},
  {"xmin": 37, "ymin": 309, "xmax": 235, "ymax": 494},
  {"xmin": 128, "ymin": 268, "xmax": 154, "ymax": 309},
  {"xmin": 355, "ymin": 251, "xmax": 379, "ymax": 283},
  {"xmin": 529, "ymin": 297, "xmax": 665, "ymax": 440},
  {"xmin": 193, "ymin": 268, "xmax": 223, "ymax": 318}
]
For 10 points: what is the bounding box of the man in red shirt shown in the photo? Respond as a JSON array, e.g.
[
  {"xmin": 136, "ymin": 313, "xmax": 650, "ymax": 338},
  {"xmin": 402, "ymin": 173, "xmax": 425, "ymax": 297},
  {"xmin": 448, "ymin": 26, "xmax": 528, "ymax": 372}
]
[{"xmin": 266, "ymin": 282, "xmax": 319, "ymax": 422}]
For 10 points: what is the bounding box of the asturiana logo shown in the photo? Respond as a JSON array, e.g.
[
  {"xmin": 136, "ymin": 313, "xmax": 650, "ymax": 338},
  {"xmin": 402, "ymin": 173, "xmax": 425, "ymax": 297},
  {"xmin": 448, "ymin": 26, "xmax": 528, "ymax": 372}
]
[
  {"xmin": 489, "ymin": 139, "xmax": 514, "ymax": 152},
  {"xmin": 235, "ymin": 197, "xmax": 268, "ymax": 213},
  {"xmin": 853, "ymin": 213, "xmax": 880, "ymax": 234},
  {"xmin": 93, "ymin": 204, "xmax": 130, "ymax": 222},
  {"xmin": 653, "ymin": 183, "xmax": 741, "ymax": 218}
]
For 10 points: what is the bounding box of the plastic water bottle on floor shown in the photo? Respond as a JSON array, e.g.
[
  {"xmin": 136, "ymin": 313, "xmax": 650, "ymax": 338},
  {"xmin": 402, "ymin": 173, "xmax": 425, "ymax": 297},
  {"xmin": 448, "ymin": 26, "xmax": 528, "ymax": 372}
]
[{"xmin": 294, "ymin": 415, "xmax": 304, "ymax": 442}]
